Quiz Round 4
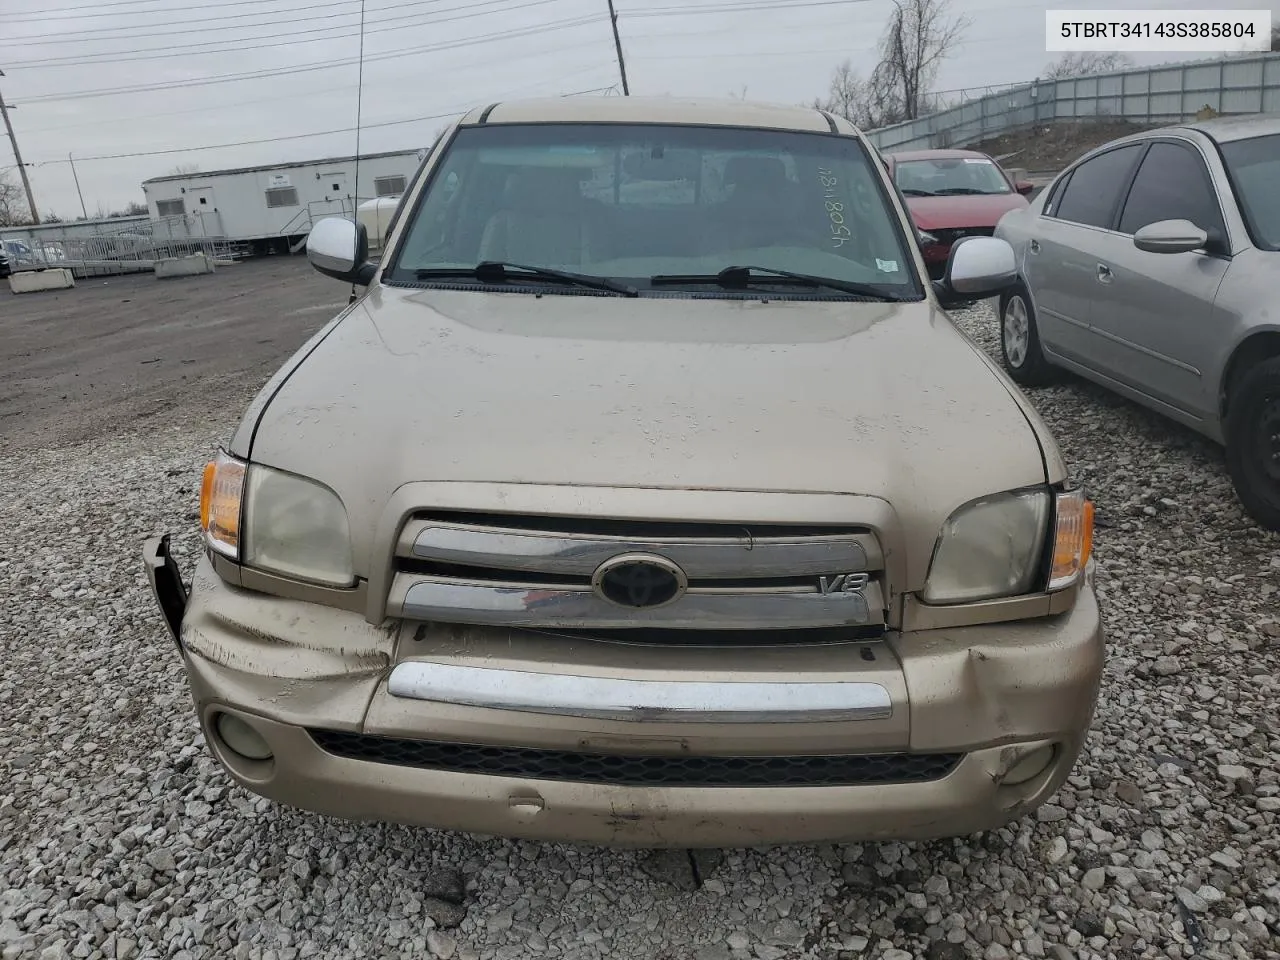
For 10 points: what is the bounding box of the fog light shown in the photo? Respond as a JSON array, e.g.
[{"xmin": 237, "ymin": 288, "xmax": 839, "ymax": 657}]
[
  {"xmin": 1003, "ymin": 744, "xmax": 1055, "ymax": 785},
  {"xmin": 215, "ymin": 712, "xmax": 273, "ymax": 761}
]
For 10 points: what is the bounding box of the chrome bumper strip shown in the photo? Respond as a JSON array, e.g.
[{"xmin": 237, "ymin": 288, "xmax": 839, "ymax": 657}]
[
  {"xmin": 386, "ymin": 661, "xmax": 894, "ymax": 722},
  {"xmin": 402, "ymin": 520, "xmax": 876, "ymax": 577},
  {"xmin": 391, "ymin": 575, "xmax": 882, "ymax": 629}
]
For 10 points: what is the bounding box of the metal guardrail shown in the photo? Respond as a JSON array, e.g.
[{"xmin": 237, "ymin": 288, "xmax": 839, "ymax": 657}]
[
  {"xmin": 3, "ymin": 214, "xmax": 245, "ymax": 278},
  {"xmin": 864, "ymin": 53, "xmax": 1280, "ymax": 152}
]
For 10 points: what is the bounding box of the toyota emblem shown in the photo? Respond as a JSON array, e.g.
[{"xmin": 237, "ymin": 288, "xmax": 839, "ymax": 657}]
[{"xmin": 591, "ymin": 554, "xmax": 688, "ymax": 609}]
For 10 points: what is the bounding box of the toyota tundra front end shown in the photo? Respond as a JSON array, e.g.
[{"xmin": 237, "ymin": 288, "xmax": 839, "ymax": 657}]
[{"xmin": 143, "ymin": 96, "xmax": 1103, "ymax": 848}]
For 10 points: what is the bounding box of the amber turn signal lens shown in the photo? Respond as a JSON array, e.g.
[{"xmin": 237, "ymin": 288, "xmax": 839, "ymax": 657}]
[
  {"xmin": 200, "ymin": 462, "xmax": 215, "ymax": 531},
  {"xmin": 1048, "ymin": 489, "xmax": 1094, "ymax": 591},
  {"xmin": 200, "ymin": 450, "xmax": 246, "ymax": 559}
]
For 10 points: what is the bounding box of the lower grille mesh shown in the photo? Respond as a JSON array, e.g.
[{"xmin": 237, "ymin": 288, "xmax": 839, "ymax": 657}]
[{"xmin": 308, "ymin": 730, "xmax": 962, "ymax": 787}]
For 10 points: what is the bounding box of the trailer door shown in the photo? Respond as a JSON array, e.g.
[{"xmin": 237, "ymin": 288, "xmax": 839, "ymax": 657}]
[
  {"xmin": 188, "ymin": 187, "xmax": 218, "ymax": 235},
  {"xmin": 321, "ymin": 171, "xmax": 351, "ymax": 213}
]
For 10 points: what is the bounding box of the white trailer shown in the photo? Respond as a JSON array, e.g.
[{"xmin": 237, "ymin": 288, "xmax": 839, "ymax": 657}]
[{"xmin": 140, "ymin": 149, "xmax": 425, "ymax": 254}]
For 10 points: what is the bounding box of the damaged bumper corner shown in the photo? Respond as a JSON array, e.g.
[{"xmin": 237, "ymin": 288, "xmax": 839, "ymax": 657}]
[{"xmin": 143, "ymin": 534, "xmax": 189, "ymax": 652}]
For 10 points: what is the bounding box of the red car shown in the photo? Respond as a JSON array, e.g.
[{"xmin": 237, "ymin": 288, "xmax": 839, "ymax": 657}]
[{"xmin": 885, "ymin": 148, "xmax": 1035, "ymax": 279}]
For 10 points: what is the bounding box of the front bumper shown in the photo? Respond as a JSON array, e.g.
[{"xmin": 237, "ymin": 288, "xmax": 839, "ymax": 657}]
[{"xmin": 144, "ymin": 539, "xmax": 1105, "ymax": 848}]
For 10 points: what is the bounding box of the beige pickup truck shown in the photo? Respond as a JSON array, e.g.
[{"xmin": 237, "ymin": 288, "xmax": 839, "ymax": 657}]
[{"xmin": 144, "ymin": 96, "xmax": 1102, "ymax": 848}]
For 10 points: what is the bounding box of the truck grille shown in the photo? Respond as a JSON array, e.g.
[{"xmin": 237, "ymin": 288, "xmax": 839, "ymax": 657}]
[
  {"xmin": 309, "ymin": 729, "xmax": 959, "ymax": 787},
  {"xmin": 385, "ymin": 511, "xmax": 887, "ymax": 635}
]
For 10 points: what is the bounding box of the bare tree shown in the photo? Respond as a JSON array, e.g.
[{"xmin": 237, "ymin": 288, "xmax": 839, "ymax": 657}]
[
  {"xmin": 0, "ymin": 171, "xmax": 32, "ymax": 227},
  {"xmin": 812, "ymin": 61, "xmax": 877, "ymax": 127},
  {"xmin": 814, "ymin": 0, "xmax": 967, "ymax": 129},
  {"xmin": 870, "ymin": 0, "xmax": 970, "ymax": 123},
  {"xmin": 167, "ymin": 163, "xmax": 200, "ymax": 176},
  {"xmin": 1042, "ymin": 52, "xmax": 1134, "ymax": 79}
]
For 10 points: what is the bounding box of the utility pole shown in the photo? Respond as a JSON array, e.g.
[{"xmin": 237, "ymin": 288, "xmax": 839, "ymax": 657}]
[
  {"xmin": 69, "ymin": 152, "xmax": 88, "ymax": 220},
  {"xmin": 0, "ymin": 70, "xmax": 40, "ymax": 224},
  {"xmin": 606, "ymin": 0, "xmax": 630, "ymax": 96}
]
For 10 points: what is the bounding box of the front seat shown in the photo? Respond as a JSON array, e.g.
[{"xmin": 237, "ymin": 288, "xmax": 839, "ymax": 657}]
[
  {"xmin": 479, "ymin": 167, "xmax": 597, "ymax": 267},
  {"xmin": 707, "ymin": 156, "xmax": 805, "ymax": 250}
]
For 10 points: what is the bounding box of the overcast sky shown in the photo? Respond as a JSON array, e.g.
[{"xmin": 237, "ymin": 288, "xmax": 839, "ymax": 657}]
[{"xmin": 1, "ymin": 0, "xmax": 1276, "ymax": 217}]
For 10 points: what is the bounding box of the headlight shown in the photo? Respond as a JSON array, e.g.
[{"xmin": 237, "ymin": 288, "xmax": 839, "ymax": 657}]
[
  {"xmin": 922, "ymin": 488, "xmax": 1050, "ymax": 604},
  {"xmin": 922, "ymin": 486, "xmax": 1095, "ymax": 605},
  {"xmin": 199, "ymin": 450, "xmax": 355, "ymax": 588}
]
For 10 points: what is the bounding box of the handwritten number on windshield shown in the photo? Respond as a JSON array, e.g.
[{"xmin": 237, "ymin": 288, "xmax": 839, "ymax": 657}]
[{"xmin": 818, "ymin": 167, "xmax": 851, "ymax": 248}]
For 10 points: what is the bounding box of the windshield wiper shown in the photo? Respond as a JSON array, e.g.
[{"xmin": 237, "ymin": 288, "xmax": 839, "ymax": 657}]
[
  {"xmin": 932, "ymin": 187, "xmax": 997, "ymax": 196},
  {"xmin": 414, "ymin": 261, "xmax": 638, "ymax": 297},
  {"xmin": 649, "ymin": 265, "xmax": 909, "ymax": 301},
  {"xmin": 899, "ymin": 188, "xmax": 936, "ymax": 196}
]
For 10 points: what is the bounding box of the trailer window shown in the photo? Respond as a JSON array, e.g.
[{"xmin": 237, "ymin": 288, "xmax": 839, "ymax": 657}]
[
  {"xmin": 375, "ymin": 175, "xmax": 407, "ymax": 197},
  {"xmin": 265, "ymin": 187, "xmax": 300, "ymax": 208},
  {"xmin": 156, "ymin": 199, "xmax": 184, "ymax": 217}
]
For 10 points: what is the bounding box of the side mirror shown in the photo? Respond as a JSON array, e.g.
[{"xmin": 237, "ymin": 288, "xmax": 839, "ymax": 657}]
[
  {"xmin": 1133, "ymin": 219, "xmax": 1208, "ymax": 255},
  {"xmin": 1015, "ymin": 180, "xmax": 1035, "ymax": 196},
  {"xmin": 932, "ymin": 236, "xmax": 1018, "ymax": 308},
  {"xmin": 306, "ymin": 217, "xmax": 376, "ymax": 284}
]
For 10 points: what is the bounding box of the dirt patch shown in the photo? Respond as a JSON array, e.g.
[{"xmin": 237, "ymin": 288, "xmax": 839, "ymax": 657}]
[
  {"xmin": 0, "ymin": 256, "xmax": 349, "ymax": 454},
  {"xmin": 971, "ymin": 119, "xmax": 1165, "ymax": 174}
]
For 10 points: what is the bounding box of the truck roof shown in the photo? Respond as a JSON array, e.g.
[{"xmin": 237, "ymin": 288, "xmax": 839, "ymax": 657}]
[{"xmin": 459, "ymin": 97, "xmax": 847, "ymax": 134}]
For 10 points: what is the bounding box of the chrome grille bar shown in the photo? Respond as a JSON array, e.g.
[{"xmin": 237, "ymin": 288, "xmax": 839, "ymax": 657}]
[
  {"xmin": 389, "ymin": 574, "xmax": 884, "ymax": 629},
  {"xmin": 400, "ymin": 519, "xmax": 877, "ymax": 577},
  {"xmin": 386, "ymin": 661, "xmax": 894, "ymax": 722}
]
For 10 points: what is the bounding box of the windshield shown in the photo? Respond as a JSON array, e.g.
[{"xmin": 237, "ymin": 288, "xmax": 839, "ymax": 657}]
[
  {"xmin": 1221, "ymin": 133, "xmax": 1280, "ymax": 250},
  {"xmin": 894, "ymin": 156, "xmax": 1011, "ymax": 196},
  {"xmin": 386, "ymin": 123, "xmax": 921, "ymax": 299}
]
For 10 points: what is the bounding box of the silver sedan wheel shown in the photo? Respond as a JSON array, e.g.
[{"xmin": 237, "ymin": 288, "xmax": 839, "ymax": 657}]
[{"xmin": 1003, "ymin": 295, "xmax": 1030, "ymax": 368}]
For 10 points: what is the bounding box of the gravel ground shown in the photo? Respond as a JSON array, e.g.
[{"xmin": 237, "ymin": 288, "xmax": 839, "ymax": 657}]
[{"xmin": 2, "ymin": 292, "xmax": 1280, "ymax": 960}]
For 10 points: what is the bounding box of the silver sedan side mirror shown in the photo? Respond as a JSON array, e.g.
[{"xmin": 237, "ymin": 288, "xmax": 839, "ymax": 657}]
[
  {"xmin": 306, "ymin": 217, "xmax": 375, "ymax": 284},
  {"xmin": 1133, "ymin": 219, "xmax": 1208, "ymax": 254}
]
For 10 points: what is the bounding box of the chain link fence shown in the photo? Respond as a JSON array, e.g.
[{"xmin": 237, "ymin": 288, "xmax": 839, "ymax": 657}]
[
  {"xmin": 3, "ymin": 215, "xmax": 246, "ymax": 279},
  {"xmin": 865, "ymin": 53, "xmax": 1280, "ymax": 153}
]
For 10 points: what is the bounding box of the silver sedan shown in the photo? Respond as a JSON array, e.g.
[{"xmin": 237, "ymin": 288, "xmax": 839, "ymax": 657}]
[{"xmin": 994, "ymin": 114, "xmax": 1280, "ymax": 531}]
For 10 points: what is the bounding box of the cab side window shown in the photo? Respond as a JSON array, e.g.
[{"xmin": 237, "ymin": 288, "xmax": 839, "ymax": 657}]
[
  {"xmin": 1050, "ymin": 144, "xmax": 1145, "ymax": 229},
  {"xmin": 1117, "ymin": 141, "xmax": 1226, "ymax": 240}
]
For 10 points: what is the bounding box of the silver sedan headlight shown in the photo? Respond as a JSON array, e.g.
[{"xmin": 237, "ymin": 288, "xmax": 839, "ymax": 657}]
[
  {"xmin": 243, "ymin": 465, "xmax": 355, "ymax": 587},
  {"xmin": 921, "ymin": 488, "xmax": 1051, "ymax": 604}
]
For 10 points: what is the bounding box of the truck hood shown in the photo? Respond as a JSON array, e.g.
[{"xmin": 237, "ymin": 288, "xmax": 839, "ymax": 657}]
[
  {"xmin": 907, "ymin": 193, "xmax": 1029, "ymax": 231},
  {"xmin": 239, "ymin": 285, "xmax": 1052, "ymax": 582}
]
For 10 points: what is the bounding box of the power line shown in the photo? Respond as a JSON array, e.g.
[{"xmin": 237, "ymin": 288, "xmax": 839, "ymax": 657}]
[
  {"xmin": 37, "ymin": 110, "xmax": 467, "ymax": 164},
  {"xmin": 638, "ymin": 45, "xmax": 868, "ymax": 59},
  {"xmin": 623, "ymin": 15, "xmax": 873, "ymax": 44},
  {"xmin": 626, "ymin": 0, "xmax": 871, "ymax": 15},
  {"xmin": 14, "ymin": 15, "xmax": 606, "ymax": 105},
  {"xmin": 4, "ymin": 0, "xmax": 344, "ymax": 21},
  {"xmin": 1, "ymin": 0, "xmax": 360, "ymax": 42},
  {"xmin": 31, "ymin": 63, "xmax": 618, "ymax": 165},
  {"xmin": 21, "ymin": 83, "xmax": 364, "ymax": 134},
  {"xmin": 0, "ymin": 0, "xmax": 472, "ymax": 46},
  {"xmin": 20, "ymin": 47, "xmax": 613, "ymax": 134},
  {"xmin": 5, "ymin": 0, "xmax": 563, "ymax": 67}
]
